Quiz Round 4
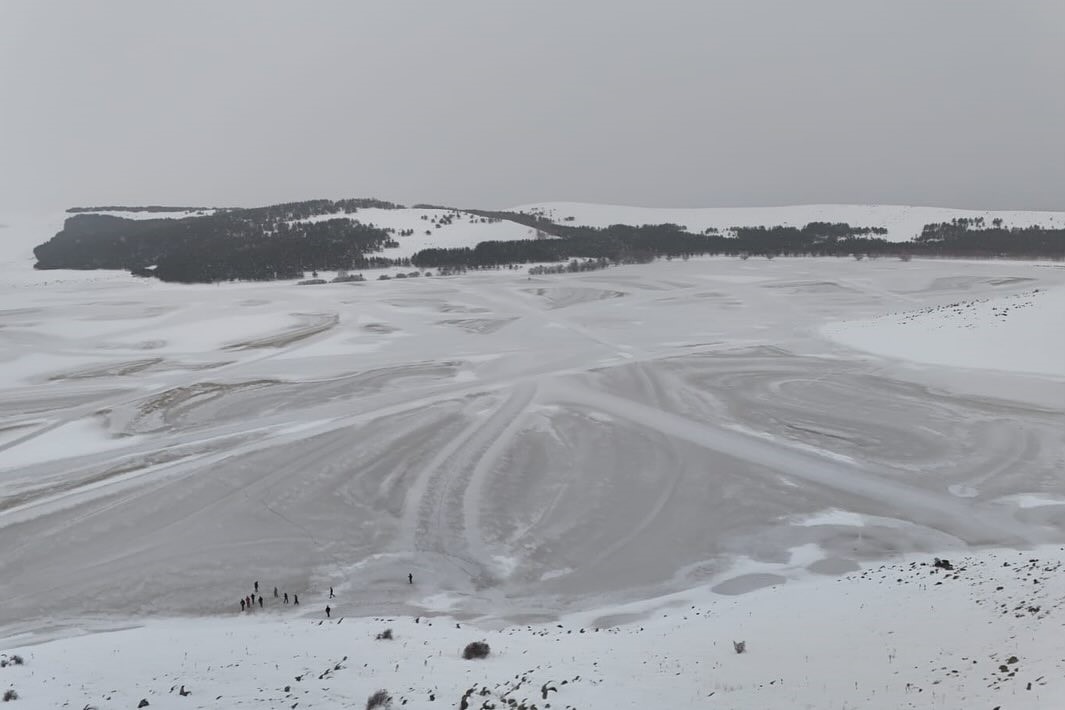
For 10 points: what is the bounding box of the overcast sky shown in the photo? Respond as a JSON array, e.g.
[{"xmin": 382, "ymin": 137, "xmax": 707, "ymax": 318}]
[{"xmin": 2, "ymin": 1, "xmax": 1063, "ymax": 213}]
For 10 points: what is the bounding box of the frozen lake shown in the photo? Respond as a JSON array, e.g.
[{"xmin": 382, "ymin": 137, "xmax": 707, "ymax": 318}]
[{"xmin": 2, "ymin": 257, "xmax": 1064, "ymax": 631}]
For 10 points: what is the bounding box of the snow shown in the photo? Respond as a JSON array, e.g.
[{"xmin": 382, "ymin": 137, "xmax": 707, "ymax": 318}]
[
  {"xmin": 294, "ymin": 207, "xmax": 546, "ymax": 259},
  {"xmin": 0, "ymin": 417, "xmax": 139, "ymax": 470},
  {"xmin": 2, "ymin": 238, "xmax": 1065, "ymax": 708},
  {"xmin": 791, "ymin": 509, "xmax": 868, "ymax": 527},
  {"xmin": 78, "ymin": 209, "xmax": 216, "ymax": 220},
  {"xmin": 824, "ymin": 285, "xmax": 1065, "ymax": 377},
  {"xmin": 515, "ymin": 201, "xmax": 1065, "ymax": 242},
  {"xmin": 4, "ymin": 546, "xmax": 1065, "ymax": 709}
]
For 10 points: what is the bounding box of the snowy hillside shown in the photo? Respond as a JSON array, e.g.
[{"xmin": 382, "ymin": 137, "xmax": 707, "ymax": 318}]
[
  {"xmin": 294, "ymin": 207, "xmax": 545, "ymax": 259},
  {"xmin": 826, "ymin": 283, "xmax": 1065, "ymax": 377},
  {"xmin": 4, "ymin": 546, "xmax": 1064, "ymax": 709},
  {"xmin": 516, "ymin": 202, "xmax": 1065, "ymax": 242}
]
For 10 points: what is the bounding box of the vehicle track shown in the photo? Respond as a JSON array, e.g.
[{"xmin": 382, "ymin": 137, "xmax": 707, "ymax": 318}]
[
  {"xmin": 406, "ymin": 381, "xmax": 538, "ymax": 583},
  {"xmin": 546, "ymin": 381, "xmax": 1051, "ymax": 546}
]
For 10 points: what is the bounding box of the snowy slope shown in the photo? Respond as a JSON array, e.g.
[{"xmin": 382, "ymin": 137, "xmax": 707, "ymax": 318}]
[
  {"xmin": 3, "ymin": 546, "xmax": 1064, "ymax": 709},
  {"xmin": 295, "ymin": 207, "xmax": 544, "ymax": 259},
  {"xmin": 515, "ymin": 202, "xmax": 1065, "ymax": 242},
  {"xmin": 825, "ymin": 283, "xmax": 1065, "ymax": 377},
  {"xmin": 4, "ymin": 206, "xmax": 543, "ymax": 270},
  {"xmin": 72, "ymin": 209, "xmax": 217, "ymax": 221}
]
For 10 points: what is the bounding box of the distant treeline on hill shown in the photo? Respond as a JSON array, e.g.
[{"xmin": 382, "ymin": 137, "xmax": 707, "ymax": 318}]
[
  {"xmin": 66, "ymin": 198, "xmax": 403, "ymax": 216},
  {"xmin": 410, "ymin": 218, "xmax": 1064, "ymax": 268},
  {"xmin": 32, "ymin": 200, "xmax": 1065, "ymax": 283},
  {"xmin": 66, "ymin": 205, "xmax": 214, "ymax": 213},
  {"xmin": 35, "ymin": 199, "xmax": 405, "ymax": 283}
]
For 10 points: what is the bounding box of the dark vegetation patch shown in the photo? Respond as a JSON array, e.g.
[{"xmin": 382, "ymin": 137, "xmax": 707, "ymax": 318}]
[
  {"xmin": 462, "ymin": 641, "xmax": 491, "ymax": 660},
  {"xmin": 34, "ymin": 201, "xmax": 1065, "ymax": 284}
]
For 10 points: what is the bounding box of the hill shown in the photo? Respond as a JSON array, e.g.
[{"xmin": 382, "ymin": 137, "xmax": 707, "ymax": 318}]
[
  {"xmin": 24, "ymin": 199, "xmax": 1065, "ymax": 283},
  {"xmin": 515, "ymin": 201, "xmax": 1065, "ymax": 242},
  {"xmin": 28, "ymin": 201, "xmax": 547, "ymax": 283},
  {"xmin": 5, "ymin": 546, "xmax": 1064, "ymax": 709}
]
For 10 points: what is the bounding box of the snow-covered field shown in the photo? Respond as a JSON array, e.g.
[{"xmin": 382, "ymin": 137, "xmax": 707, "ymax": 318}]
[
  {"xmin": 296, "ymin": 207, "xmax": 545, "ymax": 260},
  {"xmin": 517, "ymin": 202, "xmax": 1065, "ymax": 242},
  {"xmin": 5, "ymin": 546, "xmax": 1064, "ymax": 709},
  {"xmin": 2, "ymin": 211, "xmax": 1065, "ymax": 708},
  {"xmin": 825, "ymin": 280, "xmax": 1065, "ymax": 377}
]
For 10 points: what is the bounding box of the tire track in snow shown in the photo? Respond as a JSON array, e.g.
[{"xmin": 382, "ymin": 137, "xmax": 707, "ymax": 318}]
[
  {"xmin": 406, "ymin": 382, "xmax": 537, "ymax": 582},
  {"xmin": 546, "ymin": 382, "xmax": 1049, "ymax": 546}
]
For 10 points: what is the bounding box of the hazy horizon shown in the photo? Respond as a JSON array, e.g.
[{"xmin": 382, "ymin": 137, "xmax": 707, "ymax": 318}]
[{"xmin": 2, "ymin": 1, "xmax": 1063, "ymax": 213}]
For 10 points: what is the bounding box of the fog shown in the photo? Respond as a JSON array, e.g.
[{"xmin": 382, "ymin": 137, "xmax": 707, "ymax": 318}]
[{"xmin": 1, "ymin": 0, "xmax": 1062, "ymax": 212}]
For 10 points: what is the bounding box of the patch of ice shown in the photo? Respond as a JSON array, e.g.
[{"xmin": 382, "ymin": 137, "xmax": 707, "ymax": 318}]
[
  {"xmin": 0, "ymin": 417, "xmax": 141, "ymax": 470},
  {"xmin": 791, "ymin": 509, "xmax": 868, "ymax": 527}
]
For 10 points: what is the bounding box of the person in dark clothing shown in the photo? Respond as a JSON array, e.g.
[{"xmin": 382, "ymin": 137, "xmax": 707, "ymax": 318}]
[
  {"xmin": 240, "ymin": 598, "xmax": 246, "ymax": 612},
  {"xmin": 246, "ymin": 595, "xmax": 252, "ymax": 609},
  {"xmin": 329, "ymin": 586, "xmax": 334, "ymax": 599},
  {"xmin": 294, "ymin": 594, "xmax": 299, "ymax": 605},
  {"xmin": 274, "ymin": 586, "xmax": 278, "ymax": 598},
  {"xmin": 258, "ymin": 595, "xmax": 263, "ymax": 608},
  {"xmin": 254, "ymin": 581, "xmax": 259, "ymax": 593},
  {"xmin": 284, "ymin": 593, "xmax": 289, "ymax": 604},
  {"xmin": 408, "ymin": 572, "xmax": 413, "ymax": 585},
  {"xmin": 325, "ymin": 605, "xmax": 331, "ymax": 618}
]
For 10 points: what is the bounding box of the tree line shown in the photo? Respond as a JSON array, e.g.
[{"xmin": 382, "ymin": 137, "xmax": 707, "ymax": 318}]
[
  {"xmin": 410, "ymin": 216, "xmax": 1063, "ymax": 268},
  {"xmin": 34, "ymin": 205, "xmax": 400, "ymax": 283},
  {"xmin": 32, "ymin": 199, "xmax": 1065, "ymax": 284}
]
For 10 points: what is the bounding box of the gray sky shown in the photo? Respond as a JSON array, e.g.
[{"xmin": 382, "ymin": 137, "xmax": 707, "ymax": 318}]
[{"xmin": 2, "ymin": 1, "xmax": 1063, "ymax": 213}]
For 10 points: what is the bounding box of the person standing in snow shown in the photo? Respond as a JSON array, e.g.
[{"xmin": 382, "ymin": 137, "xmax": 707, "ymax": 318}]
[
  {"xmin": 274, "ymin": 586, "xmax": 278, "ymax": 598},
  {"xmin": 329, "ymin": 586, "xmax": 334, "ymax": 599},
  {"xmin": 408, "ymin": 572, "xmax": 413, "ymax": 585},
  {"xmin": 240, "ymin": 598, "xmax": 246, "ymax": 612},
  {"xmin": 258, "ymin": 595, "xmax": 263, "ymax": 608},
  {"xmin": 254, "ymin": 581, "xmax": 259, "ymax": 594},
  {"xmin": 325, "ymin": 605, "xmax": 331, "ymax": 618},
  {"xmin": 284, "ymin": 593, "xmax": 289, "ymax": 604},
  {"xmin": 294, "ymin": 594, "xmax": 299, "ymax": 605}
]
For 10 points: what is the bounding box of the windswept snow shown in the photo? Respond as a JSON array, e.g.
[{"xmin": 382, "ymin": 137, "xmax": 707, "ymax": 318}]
[
  {"xmin": 516, "ymin": 202, "xmax": 1065, "ymax": 242},
  {"xmin": 825, "ymin": 284, "xmax": 1065, "ymax": 376}
]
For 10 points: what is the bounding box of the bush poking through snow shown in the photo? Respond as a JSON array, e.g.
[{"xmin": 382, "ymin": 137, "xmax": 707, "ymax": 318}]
[
  {"xmin": 733, "ymin": 640, "xmax": 746, "ymax": 654},
  {"xmin": 375, "ymin": 628, "xmax": 393, "ymax": 640},
  {"xmin": 365, "ymin": 689, "xmax": 392, "ymax": 710},
  {"xmin": 463, "ymin": 641, "xmax": 491, "ymax": 660},
  {"xmin": 0, "ymin": 656, "xmax": 24, "ymax": 668},
  {"xmin": 2, "ymin": 690, "xmax": 17, "ymax": 702}
]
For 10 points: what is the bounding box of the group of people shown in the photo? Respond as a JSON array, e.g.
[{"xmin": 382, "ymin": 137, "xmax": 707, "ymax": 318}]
[
  {"xmin": 238, "ymin": 573, "xmax": 414, "ymax": 616},
  {"xmin": 239, "ymin": 580, "xmax": 299, "ymax": 612}
]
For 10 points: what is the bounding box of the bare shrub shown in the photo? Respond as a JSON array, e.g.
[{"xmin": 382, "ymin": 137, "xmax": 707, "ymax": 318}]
[
  {"xmin": 2, "ymin": 689, "xmax": 17, "ymax": 702},
  {"xmin": 463, "ymin": 641, "xmax": 490, "ymax": 660},
  {"xmin": 733, "ymin": 640, "xmax": 746, "ymax": 654},
  {"xmin": 375, "ymin": 628, "xmax": 393, "ymax": 640},
  {"xmin": 366, "ymin": 689, "xmax": 392, "ymax": 710}
]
